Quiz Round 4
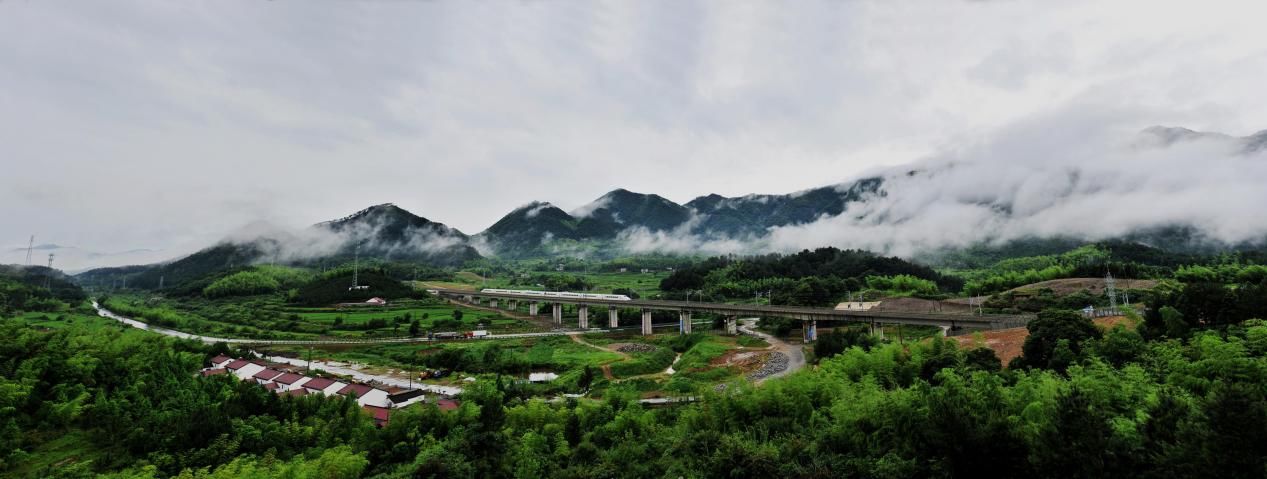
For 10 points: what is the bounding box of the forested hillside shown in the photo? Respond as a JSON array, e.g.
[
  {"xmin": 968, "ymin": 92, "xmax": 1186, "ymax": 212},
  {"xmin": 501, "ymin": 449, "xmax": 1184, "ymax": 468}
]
[
  {"xmin": 659, "ymin": 247, "xmax": 963, "ymax": 305},
  {"xmin": 5, "ymin": 305, "xmax": 1267, "ymax": 477}
]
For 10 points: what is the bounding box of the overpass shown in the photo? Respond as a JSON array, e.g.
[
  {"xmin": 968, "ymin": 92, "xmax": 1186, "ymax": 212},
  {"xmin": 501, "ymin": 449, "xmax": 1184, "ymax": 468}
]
[{"xmin": 430, "ymin": 288, "xmax": 1031, "ymax": 341}]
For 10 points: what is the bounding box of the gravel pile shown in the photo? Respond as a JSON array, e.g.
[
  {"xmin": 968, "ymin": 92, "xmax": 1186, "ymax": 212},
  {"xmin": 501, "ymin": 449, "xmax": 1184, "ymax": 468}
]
[
  {"xmin": 746, "ymin": 352, "xmax": 789, "ymax": 381},
  {"xmin": 615, "ymin": 343, "xmax": 657, "ymax": 353}
]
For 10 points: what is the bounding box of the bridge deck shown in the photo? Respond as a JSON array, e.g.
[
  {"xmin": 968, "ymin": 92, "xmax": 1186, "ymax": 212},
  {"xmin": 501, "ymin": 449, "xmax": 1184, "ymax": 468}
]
[{"xmin": 432, "ymin": 288, "xmax": 1030, "ymax": 329}]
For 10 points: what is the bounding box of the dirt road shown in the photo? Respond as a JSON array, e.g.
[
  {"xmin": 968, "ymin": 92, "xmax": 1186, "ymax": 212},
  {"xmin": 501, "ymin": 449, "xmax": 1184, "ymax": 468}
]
[{"xmin": 737, "ymin": 318, "xmax": 806, "ymax": 383}]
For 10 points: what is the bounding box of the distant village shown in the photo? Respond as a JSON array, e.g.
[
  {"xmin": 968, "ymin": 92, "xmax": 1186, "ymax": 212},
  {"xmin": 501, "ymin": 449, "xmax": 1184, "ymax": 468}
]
[{"xmin": 201, "ymin": 355, "xmax": 458, "ymax": 427}]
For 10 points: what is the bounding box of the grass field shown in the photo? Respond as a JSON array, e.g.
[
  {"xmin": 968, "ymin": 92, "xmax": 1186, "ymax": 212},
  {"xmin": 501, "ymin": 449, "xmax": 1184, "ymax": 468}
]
[{"xmin": 102, "ymin": 294, "xmax": 547, "ymax": 341}]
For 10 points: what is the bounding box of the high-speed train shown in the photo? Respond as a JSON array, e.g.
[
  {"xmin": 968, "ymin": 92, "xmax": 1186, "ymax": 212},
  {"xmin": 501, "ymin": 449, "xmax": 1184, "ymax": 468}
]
[{"xmin": 481, "ymin": 288, "xmax": 632, "ymax": 301}]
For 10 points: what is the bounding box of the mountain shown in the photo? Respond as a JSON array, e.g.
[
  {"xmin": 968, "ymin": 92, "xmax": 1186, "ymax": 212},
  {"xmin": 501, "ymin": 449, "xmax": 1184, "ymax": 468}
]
[
  {"xmin": 1138, "ymin": 125, "xmax": 1267, "ymax": 154},
  {"xmin": 572, "ymin": 189, "xmax": 692, "ymax": 236},
  {"xmin": 684, "ymin": 177, "xmax": 884, "ymax": 237},
  {"xmin": 476, "ymin": 182, "xmax": 889, "ymax": 257},
  {"xmin": 77, "ymin": 203, "xmax": 481, "ymax": 290},
  {"xmin": 477, "ymin": 202, "xmax": 586, "ymax": 258},
  {"xmin": 312, "ymin": 203, "xmax": 479, "ymax": 264}
]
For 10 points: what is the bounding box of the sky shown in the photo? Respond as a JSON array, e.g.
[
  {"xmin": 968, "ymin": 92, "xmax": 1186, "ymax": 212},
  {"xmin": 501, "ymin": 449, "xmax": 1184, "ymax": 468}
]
[{"xmin": 3, "ymin": 1, "xmax": 1267, "ymax": 270}]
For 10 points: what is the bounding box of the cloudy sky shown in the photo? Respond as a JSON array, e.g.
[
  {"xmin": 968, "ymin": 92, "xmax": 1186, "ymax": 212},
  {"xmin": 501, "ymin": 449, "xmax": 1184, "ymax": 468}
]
[{"xmin": 3, "ymin": 1, "xmax": 1267, "ymax": 269}]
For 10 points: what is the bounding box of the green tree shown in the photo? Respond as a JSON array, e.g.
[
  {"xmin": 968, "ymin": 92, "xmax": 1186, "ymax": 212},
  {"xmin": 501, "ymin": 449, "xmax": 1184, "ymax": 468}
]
[{"xmin": 1020, "ymin": 309, "xmax": 1101, "ymax": 370}]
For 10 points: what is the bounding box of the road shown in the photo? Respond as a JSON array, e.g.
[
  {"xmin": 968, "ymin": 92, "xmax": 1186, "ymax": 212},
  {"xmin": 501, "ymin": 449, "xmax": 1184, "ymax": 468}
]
[
  {"xmin": 738, "ymin": 317, "xmax": 807, "ymax": 383},
  {"xmin": 93, "ymin": 301, "xmax": 629, "ymax": 346},
  {"xmin": 435, "ymin": 288, "xmax": 1031, "ymax": 330}
]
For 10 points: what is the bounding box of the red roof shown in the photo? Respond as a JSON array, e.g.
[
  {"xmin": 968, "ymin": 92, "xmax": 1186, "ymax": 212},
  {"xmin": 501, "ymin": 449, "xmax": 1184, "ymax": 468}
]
[
  {"xmin": 274, "ymin": 372, "xmax": 305, "ymax": 384},
  {"xmin": 302, "ymin": 378, "xmax": 336, "ymax": 391},
  {"xmin": 436, "ymin": 399, "xmax": 460, "ymax": 411},
  {"xmin": 362, "ymin": 405, "xmax": 390, "ymax": 422},
  {"xmin": 262, "ymin": 382, "xmax": 279, "ymax": 390},
  {"xmin": 338, "ymin": 384, "xmax": 375, "ymax": 397},
  {"xmin": 200, "ymin": 368, "xmax": 228, "ymax": 377},
  {"xmin": 252, "ymin": 369, "xmax": 283, "ymax": 381},
  {"xmin": 210, "ymin": 354, "xmax": 231, "ymax": 365},
  {"xmin": 286, "ymin": 388, "xmax": 309, "ymax": 397},
  {"xmin": 225, "ymin": 359, "xmax": 250, "ymax": 370}
]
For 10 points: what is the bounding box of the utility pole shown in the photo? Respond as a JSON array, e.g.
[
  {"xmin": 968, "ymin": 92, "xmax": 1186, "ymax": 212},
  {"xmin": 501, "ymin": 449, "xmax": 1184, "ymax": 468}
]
[{"xmin": 1106, "ymin": 272, "xmax": 1118, "ymax": 310}]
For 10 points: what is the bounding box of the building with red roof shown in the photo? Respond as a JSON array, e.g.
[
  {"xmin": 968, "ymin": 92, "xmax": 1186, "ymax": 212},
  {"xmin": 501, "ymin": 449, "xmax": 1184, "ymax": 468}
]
[
  {"xmin": 301, "ymin": 377, "xmax": 337, "ymax": 394},
  {"xmin": 436, "ymin": 399, "xmax": 460, "ymax": 411},
  {"xmin": 362, "ymin": 405, "xmax": 391, "ymax": 427},
  {"xmin": 210, "ymin": 355, "xmax": 232, "ymax": 368},
  {"xmin": 252, "ymin": 368, "xmax": 283, "ymax": 383}
]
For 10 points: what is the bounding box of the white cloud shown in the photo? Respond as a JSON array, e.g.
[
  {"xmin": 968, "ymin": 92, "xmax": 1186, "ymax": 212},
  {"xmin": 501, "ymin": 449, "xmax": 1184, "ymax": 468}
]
[{"xmin": 3, "ymin": 0, "xmax": 1267, "ymax": 269}]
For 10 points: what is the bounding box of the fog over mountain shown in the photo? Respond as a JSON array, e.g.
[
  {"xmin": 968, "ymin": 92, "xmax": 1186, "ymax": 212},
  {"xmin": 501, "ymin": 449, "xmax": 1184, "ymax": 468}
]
[{"xmin": 467, "ymin": 121, "xmax": 1267, "ymax": 258}]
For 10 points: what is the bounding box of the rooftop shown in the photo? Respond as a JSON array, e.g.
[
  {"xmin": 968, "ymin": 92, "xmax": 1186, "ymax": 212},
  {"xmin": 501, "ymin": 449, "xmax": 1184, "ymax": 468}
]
[
  {"xmin": 273, "ymin": 372, "xmax": 305, "ymax": 384},
  {"xmin": 302, "ymin": 377, "xmax": 337, "ymax": 390},
  {"xmin": 252, "ymin": 368, "xmax": 283, "ymax": 381},
  {"xmin": 338, "ymin": 383, "xmax": 375, "ymax": 397}
]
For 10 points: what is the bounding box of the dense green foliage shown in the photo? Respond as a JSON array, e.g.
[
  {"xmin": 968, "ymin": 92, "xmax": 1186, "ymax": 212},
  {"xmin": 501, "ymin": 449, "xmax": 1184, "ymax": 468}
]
[
  {"xmin": 293, "ymin": 272, "xmax": 425, "ymax": 306},
  {"xmin": 12, "ymin": 309, "xmax": 1267, "ymax": 477},
  {"xmin": 200, "ymin": 266, "xmax": 313, "ymax": 298},
  {"xmin": 0, "ymin": 266, "xmax": 86, "ymax": 314},
  {"xmin": 660, "ymin": 247, "xmax": 962, "ymax": 306}
]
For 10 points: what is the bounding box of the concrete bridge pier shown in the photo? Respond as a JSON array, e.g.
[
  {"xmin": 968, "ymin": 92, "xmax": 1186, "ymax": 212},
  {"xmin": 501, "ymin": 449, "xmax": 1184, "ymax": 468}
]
[
  {"xmin": 489, "ymin": 299, "xmax": 498, "ymax": 309},
  {"xmin": 578, "ymin": 305, "xmax": 589, "ymax": 329},
  {"xmin": 641, "ymin": 309, "xmax": 653, "ymax": 335},
  {"xmin": 803, "ymin": 320, "xmax": 817, "ymax": 342},
  {"xmin": 725, "ymin": 316, "xmax": 737, "ymax": 335},
  {"xmin": 939, "ymin": 325, "xmax": 950, "ymax": 337},
  {"xmin": 509, "ymin": 300, "xmax": 518, "ymax": 311},
  {"xmin": 464, "ymin": 295, "xmax": 473, "ymax": 303},
  {"xmin": 609, "ymin": 308, "xmax": 620, "ymax": 328},
  {"xmin": 529, "ymin": 302, "xmax": 539, "ymax": 316},
  {"xmin": 553, "ymin": 303, "xmax": 563, "ymax": 326},
  {"xmin": 872, "ymin": 322, "xmax": 885, "ymax": 340},
  {"xmin": 679, "ymin": 311, "xmax": 692, "ymax": 334}
]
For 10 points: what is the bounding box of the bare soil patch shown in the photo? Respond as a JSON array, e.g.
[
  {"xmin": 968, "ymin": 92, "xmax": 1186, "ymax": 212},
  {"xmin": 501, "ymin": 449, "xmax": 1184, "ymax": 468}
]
[
  {"xmin": 952, "ymin": 316, "xmax": 1134, "ymax": 366},
  {"xmin": 872, "ymin": 297, "xmax": 976, "ymax": 314}
]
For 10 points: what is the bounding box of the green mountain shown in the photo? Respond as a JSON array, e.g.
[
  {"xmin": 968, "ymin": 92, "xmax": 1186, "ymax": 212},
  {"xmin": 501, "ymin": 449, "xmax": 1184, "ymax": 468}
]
[
  {"xmin": 77, "ymin": 204, "xmax": 480, "ymax": 290},
  {"xmin": 313, "ymin": 203, "xmax": 480, "ymax": 265},
  {"xmin": 684, "ymin": 177, "xmax": 884, "ymax": 237}
]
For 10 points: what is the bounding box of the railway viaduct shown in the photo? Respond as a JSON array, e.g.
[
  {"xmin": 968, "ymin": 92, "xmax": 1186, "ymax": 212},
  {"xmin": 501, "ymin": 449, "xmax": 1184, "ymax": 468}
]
[{"xmin": 431, "ymin": 288, "xmax": 1031, "ymax": 341}]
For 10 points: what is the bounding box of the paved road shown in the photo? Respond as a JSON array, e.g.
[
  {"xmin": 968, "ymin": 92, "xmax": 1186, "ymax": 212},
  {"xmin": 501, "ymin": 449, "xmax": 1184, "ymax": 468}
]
[
  {"xmin": 93, "ymin": 301, "xmax": 622, "ymax": 346},
  {"xmin": 738, "ymin": 317, "xmax": 807, "ymax": 383}
]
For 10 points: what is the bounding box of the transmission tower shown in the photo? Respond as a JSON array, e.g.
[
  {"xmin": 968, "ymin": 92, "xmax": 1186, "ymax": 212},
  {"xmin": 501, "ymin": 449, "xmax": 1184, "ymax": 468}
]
[
  {"xmin": 1106, "ymin": 272, "xmax": 1118, "ymax": 310},
  {"xmin": 349, "ymin": 243, "xmax": 362, "ymax": 291},
  {"xmin": 45, "ymin": 253, "xmax": 54, "ymax": 289},
  {"xmin": 25, "ymin": 235, "xmax": 34, "ymax": 266}
]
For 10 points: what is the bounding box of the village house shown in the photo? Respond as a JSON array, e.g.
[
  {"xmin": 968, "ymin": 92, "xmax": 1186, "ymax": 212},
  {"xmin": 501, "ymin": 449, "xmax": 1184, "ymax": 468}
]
[
  {"xmin": 225, "ymin": 359, "xmax": 266, "ymax": 380},
  {"xmin": 201, "ymin": 357, "xmax": 422, "ymax": 411},
  {"xmin": 272, "ymin": 372, "xmax": 309, "ymax": 391},
  {"xmin": 337, "ymin": 383, "xmax": 392, "ymax": 408},
  {"xmin": 252, "ymin": 368, "xmax": 284, "ymax": 385}
]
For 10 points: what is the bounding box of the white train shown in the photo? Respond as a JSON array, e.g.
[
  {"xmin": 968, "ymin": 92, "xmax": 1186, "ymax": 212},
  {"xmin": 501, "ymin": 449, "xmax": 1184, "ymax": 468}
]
[{"xmin": 481, "ymin": 288, "xmax": 632, "ymax": 301}]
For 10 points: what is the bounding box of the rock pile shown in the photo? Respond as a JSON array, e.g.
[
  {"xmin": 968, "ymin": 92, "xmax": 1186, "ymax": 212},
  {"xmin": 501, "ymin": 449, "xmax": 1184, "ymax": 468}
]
[
  {"xmin": 615, "ymin": 343, "xmax": 657, "ymax": 354},
  {"xmin": 746, "ymin": 352, "xmax": 789, "ymax": 381}
]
